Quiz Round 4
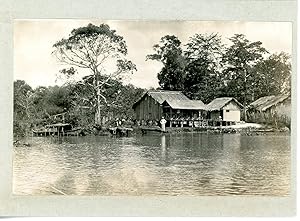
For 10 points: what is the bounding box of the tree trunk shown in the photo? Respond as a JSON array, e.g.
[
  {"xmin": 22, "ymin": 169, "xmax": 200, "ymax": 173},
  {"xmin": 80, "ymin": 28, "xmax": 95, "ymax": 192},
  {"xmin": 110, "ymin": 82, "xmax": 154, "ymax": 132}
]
[
  {"xmin": 244, "ymin": 69, "xmax": 247, "ymax": 122},
  {"xmin": 95, "ymin": 87, "xmax": 102, "ymax": 125}
]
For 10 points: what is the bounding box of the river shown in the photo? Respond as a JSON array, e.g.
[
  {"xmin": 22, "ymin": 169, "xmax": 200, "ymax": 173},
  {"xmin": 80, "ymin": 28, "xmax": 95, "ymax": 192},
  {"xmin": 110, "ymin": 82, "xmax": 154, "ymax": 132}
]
[{"xmin": 13, "ymin": 132, "xmax": 290, "ymax": 196}]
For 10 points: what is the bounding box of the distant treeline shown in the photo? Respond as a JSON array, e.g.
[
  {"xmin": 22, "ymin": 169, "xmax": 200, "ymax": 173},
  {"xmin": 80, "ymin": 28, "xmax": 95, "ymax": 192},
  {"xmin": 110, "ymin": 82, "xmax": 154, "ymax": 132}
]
[{"xmin": 147, "ymin": 34, "xmax": 291, "ymax": 105}]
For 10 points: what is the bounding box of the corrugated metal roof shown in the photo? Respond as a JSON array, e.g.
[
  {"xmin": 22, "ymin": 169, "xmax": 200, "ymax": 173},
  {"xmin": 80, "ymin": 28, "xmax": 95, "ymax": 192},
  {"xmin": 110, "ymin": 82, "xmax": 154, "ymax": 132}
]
[
  {"xmin": 133, "ymin": 90, "xmax": 190, "ymax": 108},
  {"xmin": 206, "ymin": 97, "xmax": 243, "ymax": 111},
  {"xmin": 163, "ymin": 99, "xmax": 206, "ymax": 110},
  {"xmin": 248, "ymin": 95, "xmax": 290, "ymax": 111}
]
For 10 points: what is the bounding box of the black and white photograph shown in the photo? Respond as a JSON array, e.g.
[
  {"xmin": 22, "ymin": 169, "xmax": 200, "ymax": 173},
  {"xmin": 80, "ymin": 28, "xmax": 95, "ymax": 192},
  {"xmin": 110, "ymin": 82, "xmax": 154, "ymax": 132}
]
[{"xmin": 12, "ymin": 20, "xmax": 292, "ymax": 197}]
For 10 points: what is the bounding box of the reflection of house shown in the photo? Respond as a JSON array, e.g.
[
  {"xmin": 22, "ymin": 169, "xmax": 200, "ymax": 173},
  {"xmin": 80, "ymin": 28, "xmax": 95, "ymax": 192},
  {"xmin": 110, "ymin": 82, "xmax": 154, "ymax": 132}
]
[
  {"xmin": 247, "ymin": 95, "xmax": 291, "ymax": 124},
  {"xmin": 206, "ymin": 97, "xmax": 243, "ymax": 122}
]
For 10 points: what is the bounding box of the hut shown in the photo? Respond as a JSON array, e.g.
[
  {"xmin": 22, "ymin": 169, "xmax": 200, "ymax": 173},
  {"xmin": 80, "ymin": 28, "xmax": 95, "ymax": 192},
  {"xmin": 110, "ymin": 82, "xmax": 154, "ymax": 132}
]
[
  {"xmin": 132, "ymin": 90, "xmax": 192, "ymax": 121},
  {"xmin": 206, "ymin": 97, "xmax": 243, "ymax": 124},
  {"xmin": 247, "ymin": 94, "xmax": 291, "ymax": 127}
]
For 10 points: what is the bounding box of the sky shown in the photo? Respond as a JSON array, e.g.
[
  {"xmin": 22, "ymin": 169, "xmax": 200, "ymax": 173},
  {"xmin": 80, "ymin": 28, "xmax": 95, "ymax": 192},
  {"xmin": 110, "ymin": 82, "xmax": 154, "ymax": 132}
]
[{"xmin": 14, "ymin": 20, "xmax": 292, "ymax": 89}]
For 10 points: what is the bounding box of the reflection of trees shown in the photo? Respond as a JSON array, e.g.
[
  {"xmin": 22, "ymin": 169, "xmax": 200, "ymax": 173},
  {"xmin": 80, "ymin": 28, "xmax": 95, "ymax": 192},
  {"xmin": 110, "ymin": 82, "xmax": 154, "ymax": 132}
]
[
  {"xmin": 161, "ymin": 133, "xmax": 243, "ymax": 195},
  {"xmin": 231, "ymin": 135, "xmax": 290, "ymax": 196},
  {"xmin": 168, "ymin": 133, "xmax": 225, "ymax": 162}
]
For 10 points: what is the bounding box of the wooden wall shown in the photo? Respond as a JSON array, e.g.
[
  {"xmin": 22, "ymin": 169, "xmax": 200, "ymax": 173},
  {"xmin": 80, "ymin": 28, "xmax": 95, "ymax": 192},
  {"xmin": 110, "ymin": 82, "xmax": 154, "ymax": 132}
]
[
  {"xmin": 209, "ymin": 101, "xmax": 241, "ymax": 122},
  {"xmin": 222, "ymin": 101, "xmax": 241, "ymax": 122},
  {"xmin": 133, "ymin": 94, "xmax": 163, "ymax": 120}
]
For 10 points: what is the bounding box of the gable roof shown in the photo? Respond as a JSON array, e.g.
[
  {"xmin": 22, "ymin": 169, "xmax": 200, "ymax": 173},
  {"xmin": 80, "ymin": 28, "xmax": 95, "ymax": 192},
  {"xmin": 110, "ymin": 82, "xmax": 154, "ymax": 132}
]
[
  {"xmin": 248, "ymin": 94, "xmax": 290, "ymax": 112},
  {"xmin": 206, "ymin": 97, "xmax": 243, "ymax": 111},
  {"xmin": 163, "ymin": 99, "xmax": 206, "ymax": 110},
  {"xmin": 132, "ymin": 90, "xmax": 190, "ymax": 108}
]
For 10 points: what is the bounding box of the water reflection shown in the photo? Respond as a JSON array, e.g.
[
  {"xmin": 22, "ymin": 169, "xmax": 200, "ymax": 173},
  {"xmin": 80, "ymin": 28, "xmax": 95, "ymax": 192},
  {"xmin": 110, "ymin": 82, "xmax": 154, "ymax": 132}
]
[{"xmin": 13, "ymin": 133, "xmax": 290, "ymax": 196}]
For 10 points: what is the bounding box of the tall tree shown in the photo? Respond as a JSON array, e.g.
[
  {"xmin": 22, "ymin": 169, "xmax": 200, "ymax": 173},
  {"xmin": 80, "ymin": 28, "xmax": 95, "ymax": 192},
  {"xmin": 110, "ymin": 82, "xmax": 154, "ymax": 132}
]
[
  {"xmin": 222, "ymin": 34, "xmax": 268, "ymax": 118},
  {"xmin": 52, "ymin": 23, "xmax": 136, "ymax": 125},
  {"xmin": 183, "ymin": 33, "xmax": 224, "ymax": 103},
  {"xmin": 147, "ymin": 35, "xmax": 186, "ymax": 90},
  {"xmin": 251, "ymin": 52, "xmax": 291, "ymax": 97},
  {"xmin": 13, "ymin": 80, "xmax": 34, "ymax": 136}
]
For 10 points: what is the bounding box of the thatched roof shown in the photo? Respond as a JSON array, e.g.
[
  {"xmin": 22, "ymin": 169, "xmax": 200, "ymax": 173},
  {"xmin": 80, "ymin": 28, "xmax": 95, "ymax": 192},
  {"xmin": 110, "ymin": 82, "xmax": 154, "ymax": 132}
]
[
  {"xmin": 206, "ymin": 97, "xmax": 243, "ymax": 111},
  {"xmin": 133, "ymin": 90, "xmax": 190, "ymax": 108},
  {"xmin": 248, "ymin": 95, "xmax": 290, "ymax": 112},
  {"xmin": 163, "ymin": 99, "xmax": 206, "ymax": 110}
]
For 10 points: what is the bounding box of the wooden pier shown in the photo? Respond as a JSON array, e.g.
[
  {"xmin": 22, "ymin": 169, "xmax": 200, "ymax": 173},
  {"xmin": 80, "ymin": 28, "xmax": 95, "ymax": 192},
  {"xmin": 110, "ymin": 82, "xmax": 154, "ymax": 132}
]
[{"xmin": 32, "ymin": 123, "xmax": 84, "ymax": 137}]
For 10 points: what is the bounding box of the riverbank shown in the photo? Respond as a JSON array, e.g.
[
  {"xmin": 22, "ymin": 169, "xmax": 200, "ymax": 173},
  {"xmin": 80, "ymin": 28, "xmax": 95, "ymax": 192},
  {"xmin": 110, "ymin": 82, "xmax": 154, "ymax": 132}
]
[
  {"xmin": 14, "ymin": 122, "xmax": 290, "ymax": 147},
  {"xmin": 164, "ymin": 122, "xmax": 289, "ymax": 134},
  {"xmin": 133, "ymin": 122, "xmax": 290, "ymax": 135}
]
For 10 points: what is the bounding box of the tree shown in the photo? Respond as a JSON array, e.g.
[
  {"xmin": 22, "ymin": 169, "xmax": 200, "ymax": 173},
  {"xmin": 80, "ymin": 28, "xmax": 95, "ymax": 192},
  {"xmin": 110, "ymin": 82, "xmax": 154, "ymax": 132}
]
[
  {"xmin": 52, "ymin": 23, "xmax": 136, "ymax": 125},
  {"xmin": 13, "ymin": 80, "xmax": 34, "ymax": 136},
  {"xmin": 252, "ymin": 52, "xmax": 291, "ymax": 97},
  {"xmin": 14, "ymin": 80, "xmax": 34, "ymax": 119},
  {"xmin": 222, "ymin": 34, "xmax": 268, "ymax": 118},
  {"xmin": 183, "ymin": 33, "xmax": 224, "ymax": 103},
  {"xmin": 147, "ymin": 35, "xmax": 186, "ymax": 90}
]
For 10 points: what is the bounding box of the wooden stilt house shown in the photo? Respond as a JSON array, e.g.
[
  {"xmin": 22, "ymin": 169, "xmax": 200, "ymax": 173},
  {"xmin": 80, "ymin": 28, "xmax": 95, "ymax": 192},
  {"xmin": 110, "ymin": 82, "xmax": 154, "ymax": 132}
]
[
  {"xmin": 206, "ymin": 97, "xmax": 243, "ymax": 123},
  {"xmin": 132, "ymin": 90, "xmax": 192, "ymax": 121}
]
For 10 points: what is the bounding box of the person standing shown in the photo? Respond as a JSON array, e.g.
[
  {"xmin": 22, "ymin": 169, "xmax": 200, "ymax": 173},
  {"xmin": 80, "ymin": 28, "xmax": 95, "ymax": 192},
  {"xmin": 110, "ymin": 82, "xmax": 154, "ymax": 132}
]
[{"xmin": 160, "ymin": 116, "xmax": 167, "ymax": 132}]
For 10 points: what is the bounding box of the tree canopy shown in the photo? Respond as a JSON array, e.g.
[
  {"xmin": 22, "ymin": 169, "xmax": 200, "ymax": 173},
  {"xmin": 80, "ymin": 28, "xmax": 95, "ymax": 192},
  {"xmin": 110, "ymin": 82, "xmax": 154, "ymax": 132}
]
[
  {"xmin": 147, "ymin": 33, "xmax": 291, "ymax": 107},
  {"xmin": 221, "ymin": 34, "xmax": 269, "ymax": 107},
  {"xmin": 147, "ymin": 35, "xmax": 186, "ymax": 90}
]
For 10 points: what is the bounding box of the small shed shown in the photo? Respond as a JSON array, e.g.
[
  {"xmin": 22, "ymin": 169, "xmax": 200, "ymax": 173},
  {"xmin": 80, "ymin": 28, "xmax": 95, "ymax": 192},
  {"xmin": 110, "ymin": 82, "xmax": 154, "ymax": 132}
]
[
  {"xmin": 132, "ymin": 90, "xmax": 191, "ymax": 121},
  {"xmin": 206, "ymin": 97, "xmax": 243, "ymax": 122}
]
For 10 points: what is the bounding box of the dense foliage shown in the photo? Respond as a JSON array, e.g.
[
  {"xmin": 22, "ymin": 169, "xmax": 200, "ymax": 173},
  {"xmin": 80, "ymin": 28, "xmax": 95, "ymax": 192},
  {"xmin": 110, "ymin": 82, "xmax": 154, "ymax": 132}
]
[{"xmin": 13, "ymin": 79, "xmax": 144, "ymax": 137}]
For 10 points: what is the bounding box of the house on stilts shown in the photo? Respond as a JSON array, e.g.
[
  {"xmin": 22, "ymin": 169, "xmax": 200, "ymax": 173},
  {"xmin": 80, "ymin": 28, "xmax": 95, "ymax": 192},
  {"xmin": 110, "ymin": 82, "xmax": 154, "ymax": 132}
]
[{"xmin": 206, "ymin": 97, "xmax": 243, "ymax": 126}]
